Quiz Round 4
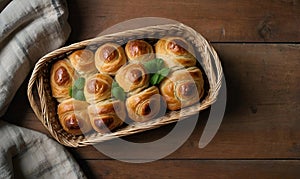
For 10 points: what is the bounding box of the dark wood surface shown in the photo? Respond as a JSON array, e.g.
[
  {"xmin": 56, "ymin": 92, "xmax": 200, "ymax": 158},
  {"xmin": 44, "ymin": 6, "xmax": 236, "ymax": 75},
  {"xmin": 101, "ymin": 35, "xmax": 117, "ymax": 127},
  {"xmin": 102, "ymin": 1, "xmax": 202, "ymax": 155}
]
[{"xmin": 3, "ymin": 0, "xmax": 300, "ymax": 178}]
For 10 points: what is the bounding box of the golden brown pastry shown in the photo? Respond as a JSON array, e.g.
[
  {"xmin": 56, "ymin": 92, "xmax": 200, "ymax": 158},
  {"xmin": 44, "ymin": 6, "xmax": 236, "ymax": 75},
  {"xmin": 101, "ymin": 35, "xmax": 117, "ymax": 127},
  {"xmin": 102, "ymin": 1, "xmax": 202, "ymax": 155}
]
[
  {"xmin": 84, "ymin": 73, "xmax": 113, "ymax": 104},
  {"xmin": 95, "ymin": 43, "xmax": 127, "ymax": 75},
  {"xmin": 159, "ymin": 67, "xmax": 204, "ymax": 110},
  {"xmin": 155, "ymin": 37, "xmax": 196, "ymax": 68},
  {"xmin": 115, "ymin": 63, "xmax": 149, "ymax": 93},
  {"xmin": 126, "ymin": 86, "xmax": 165, "ymax": 122},
  {"xmin": 125, "ymin": 40, "xmax": 154, "ymax": 62},
  {"xmin": 68, "ymin": 49, "xmax": 97, "ymax": 76},
  {"xmin": 57, "ymin": 98, "xmax": 92, "ymax": 135},
  {"xmin": 87, "ymin": 99, "xmax": 126, "ymax": 133},
  {"xmin": 50, "ymin": 59, "xmax": 76, "ymax": 103}
]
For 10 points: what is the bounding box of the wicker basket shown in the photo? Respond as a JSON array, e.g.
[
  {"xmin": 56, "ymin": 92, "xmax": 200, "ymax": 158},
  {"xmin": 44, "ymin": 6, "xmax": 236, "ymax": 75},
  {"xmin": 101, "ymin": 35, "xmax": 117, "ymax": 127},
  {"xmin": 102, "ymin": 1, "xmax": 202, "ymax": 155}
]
[{"xmin": 27, "ymin": 23, "xmax": 223, "ymax": 147}]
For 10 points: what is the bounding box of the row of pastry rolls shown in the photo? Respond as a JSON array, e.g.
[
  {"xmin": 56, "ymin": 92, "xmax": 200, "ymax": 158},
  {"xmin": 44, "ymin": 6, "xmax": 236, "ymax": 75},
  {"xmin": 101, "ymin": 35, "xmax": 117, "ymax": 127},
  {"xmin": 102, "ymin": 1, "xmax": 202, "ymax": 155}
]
[
  {"xmin": 50, "ymin": 43, "xmax": 126, "ymax": 135},
  {"xmin": 117, "ymin": 37, "xmax": 204, "ymax": 111},
  {"xmin": 49, "ymin": 40, "xmax": 150, "ymax": 135},
  {"xmin": 114, "ymin": 37, "xmax": 204, "ymax": 120},
  {"xmin": 57, "ymin": 98, "xmax": 125, "ymax": 135},
  {"xmin": 155, "ymin": 37, "xmax": 204, "ymax": 110},
  {"xmin": 90, "ymin": 40, "xmax": 160, "ymax": 125},
  {"xmin": 50, "ymin": 37, "xmax": 204, "ymax": 135}
]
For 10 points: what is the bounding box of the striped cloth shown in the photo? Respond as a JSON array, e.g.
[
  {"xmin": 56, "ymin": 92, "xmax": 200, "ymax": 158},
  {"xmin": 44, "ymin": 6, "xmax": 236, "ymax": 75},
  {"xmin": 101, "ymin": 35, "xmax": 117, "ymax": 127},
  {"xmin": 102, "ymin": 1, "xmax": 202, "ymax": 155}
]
[{"xmin": 0, "ymin": 0, "xmax": 86, "ymax": 178}]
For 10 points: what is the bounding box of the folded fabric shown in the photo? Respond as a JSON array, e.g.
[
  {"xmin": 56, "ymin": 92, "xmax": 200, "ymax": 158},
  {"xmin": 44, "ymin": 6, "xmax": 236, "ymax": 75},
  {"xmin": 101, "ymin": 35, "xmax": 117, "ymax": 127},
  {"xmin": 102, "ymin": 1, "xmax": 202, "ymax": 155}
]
[
  {"xmin": 0, "ymin": 0, "xmax": 86, "ymax": 178},
  {"xmin": 0, "ymin": 0, "xmax": 70, "ymax": 116},
  {"xmin": 0, "ymin": 120, "xmax": 86, "ymax": 178}
]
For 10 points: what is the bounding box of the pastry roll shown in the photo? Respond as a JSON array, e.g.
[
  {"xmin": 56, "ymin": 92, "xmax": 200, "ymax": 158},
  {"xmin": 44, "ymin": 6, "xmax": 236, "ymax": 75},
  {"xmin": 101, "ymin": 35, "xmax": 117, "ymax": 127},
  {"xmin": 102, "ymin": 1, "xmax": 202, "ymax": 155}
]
[
  {"xmin": 115, "ymin": 63, "xmax": 149, "ymax": 93},
  {"xmin": 126, "ymin": 86, "xmax": 165, "ymax": 122},
  {"xmin": 155, "ymin": 37, "xmax": 196, "ymax": 68},
  {"xmin": 84, "ymin": 73, "xmax": 113, "ymax": 104},
  {"xmin": 68, "ymin": 49, "xmax": 97, "ymax": 75},
  {"xmin": 125, "ymin": 40, "xmax": 154, "ymax": 62},
  {"xmin": 87, "ymin": 99, "xmax": 126, "ymax": 133},
  {"xmin": 50, "ymin": 59, "xmax": 76, "ymax": 103},
  {"xmin": 159, "ymin": 67, "xmax": 204, "ymax": 110},
  {"xmin": 95, "ymin": 43, "xmax": 127, "ymax": 75},
  {"xmin": 57, "ymin": 98, "xmax": 92, "ymax": 135}
]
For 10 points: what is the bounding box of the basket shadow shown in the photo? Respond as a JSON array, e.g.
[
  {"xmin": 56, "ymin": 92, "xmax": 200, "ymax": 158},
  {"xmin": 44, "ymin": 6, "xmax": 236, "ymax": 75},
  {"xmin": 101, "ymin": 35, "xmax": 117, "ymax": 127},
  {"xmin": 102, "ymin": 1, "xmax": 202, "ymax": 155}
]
[
  {"xmin": 2, "ymin": 75, "xmax": 32, "ymax": 127},
  {"xmin": 66, "ymin": 0, "xmax": 85, "ymax": 44},
  {"xmin": 214, "ymin": 48, "xmax": 251, "ymax": 115}
]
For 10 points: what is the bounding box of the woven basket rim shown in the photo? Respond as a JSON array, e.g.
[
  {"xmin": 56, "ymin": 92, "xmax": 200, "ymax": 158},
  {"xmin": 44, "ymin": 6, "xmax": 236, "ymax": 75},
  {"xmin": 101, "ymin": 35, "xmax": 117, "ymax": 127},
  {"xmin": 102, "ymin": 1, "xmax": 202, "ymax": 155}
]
[{"xmin": 27, "ymin": 23, "xmax": 223, "ymax": 147}]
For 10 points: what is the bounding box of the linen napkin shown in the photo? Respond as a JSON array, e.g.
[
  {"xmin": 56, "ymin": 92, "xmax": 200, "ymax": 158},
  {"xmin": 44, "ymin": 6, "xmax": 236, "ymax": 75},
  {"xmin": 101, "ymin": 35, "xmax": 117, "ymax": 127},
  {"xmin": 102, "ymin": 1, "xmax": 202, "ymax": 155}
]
[
  {"xmin": 0, "ymin": 0, "xmax": 86, "ymax": 178},
  {"xmin": 0, "ymin": 120, "xmax": 86, "ymax": 178}
]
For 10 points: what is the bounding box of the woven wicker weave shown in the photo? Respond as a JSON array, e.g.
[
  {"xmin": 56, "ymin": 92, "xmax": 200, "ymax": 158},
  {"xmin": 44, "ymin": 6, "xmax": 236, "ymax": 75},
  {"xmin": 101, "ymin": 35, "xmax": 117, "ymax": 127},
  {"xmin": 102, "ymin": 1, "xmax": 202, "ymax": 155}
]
[{"xmin": 27, "ymin": 23, "xmax": 223, "ymax": 147}]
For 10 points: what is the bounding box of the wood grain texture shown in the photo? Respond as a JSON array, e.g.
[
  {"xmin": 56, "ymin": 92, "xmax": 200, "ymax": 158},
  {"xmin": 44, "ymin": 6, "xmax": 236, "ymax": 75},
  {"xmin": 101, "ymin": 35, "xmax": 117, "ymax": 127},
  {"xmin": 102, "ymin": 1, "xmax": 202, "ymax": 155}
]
[
  {"xmin": 67, "ymin": 0, "xmax": 300, "ymax": 42},
  {"xmin": 4, "ymin": 44, "xmax": 299, "ymax": 160},
  {"xmin": 2, "ymin": 1, "xmax": 299, "ymax": 177},
  {"xmin": 70, "ymin": 44, "xmax": 300, "ymax": 160},
  {"xmin": 80, "ymin": 160, "xmax": 300, "ymax": 179}
]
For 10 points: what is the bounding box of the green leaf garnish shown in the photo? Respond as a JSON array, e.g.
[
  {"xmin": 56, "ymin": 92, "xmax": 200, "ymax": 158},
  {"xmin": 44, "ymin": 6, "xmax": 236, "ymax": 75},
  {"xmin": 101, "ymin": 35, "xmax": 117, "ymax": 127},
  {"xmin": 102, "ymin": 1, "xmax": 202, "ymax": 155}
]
[
  {"xmin": 74, "ymin": 90, "xmax": 86, "ymax": 101},
  {"xmin": 158, "ymin": 68, "xmax": 170, "ymax": 77},
  {"xmin": 112, "ymin": 81, "xmax": 119, "ymax": 88},
  {"xmin": 69, "ymin": 77, "xmax": 86, "ymax": 101},
  {"xmin": 150, "ymin": 73, "xmax": 160, "ymax": 85},
  {"xmin": 111, "ymin": 81, "xmax": 126, "ymax": 101},
  {"xmin": 74, "ymin": 77, "xmax": 85, "ymax": 90},
  {"xmin": 69, "ymin": 87, "xmax": 73, "ymax": 97},
  {"xmin": 143, "ymin": 58, "xmax": 164, "ymax": 73},
  {"xmin": 143, "ymin": 58, "xmax": 170, "ymax": 86},
  {"xmin": 112, "ymin": 87, "xmax": 126, "ymax": 101},
  {"xmin": 150, "ymin": 68, "xmax": 170, "ymax": 85},
  {"xmin": 158, "ymin": 75, "xmax": 166, "ymax": 83}
]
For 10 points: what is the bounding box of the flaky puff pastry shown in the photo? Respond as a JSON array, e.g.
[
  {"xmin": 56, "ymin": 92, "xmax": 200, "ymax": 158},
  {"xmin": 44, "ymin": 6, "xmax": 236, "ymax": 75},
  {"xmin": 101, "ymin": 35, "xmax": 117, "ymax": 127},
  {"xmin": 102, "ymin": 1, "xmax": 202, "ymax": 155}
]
[
  {"xmin": 159, "ymin": 67, "xmax": 204, "ymax": 111},
  {"xmin": 68, "ymin": 49, "xmax": 97, "ymax": 76},
  {"xmin": 57, "ymin": 98, "xmax": 92, "ymax": 135},
  {"xmin": 126, "ymin": 86, "xmax": 165, "ymax": 122},
  {"xmin": 125, "ymin": 40, "xmax": 154, "ymax": 62},
  {"xmin": 87, "ymin": 99, "xmax": 126, "ymax": 133},
  {"xmin": 50, "ymin": 59, "xmax": 76, "ymax": 103},
  {"xmin": 115, "ymin": 63, "xmax": 149, "ymax": 93},
  {"xmin": 95, "ymin": 43, "xmax": 127, "ymax": 75},
  {"xmin": 155, "ymin": 37, "xmax": 196, "ymax": 68},
  {"xmin": 84, "ymin": 73, "xmax": 113, "ymax": 104}
]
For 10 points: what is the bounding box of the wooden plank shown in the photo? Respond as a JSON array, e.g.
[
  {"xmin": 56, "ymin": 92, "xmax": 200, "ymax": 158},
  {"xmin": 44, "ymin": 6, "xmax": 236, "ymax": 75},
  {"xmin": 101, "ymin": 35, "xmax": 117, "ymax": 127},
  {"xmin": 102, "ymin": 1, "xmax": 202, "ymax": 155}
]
[
  {"xmin": 71, "ymin": 102, "xmax": 300, "ymax": 160},
  {"xmin": 4, "ymin": 44, "xmax": 300, "ymax": 160},
  {"xmin": 67, "ymin": 0, "xmax": 300, "ymax": 42},
  {"xmin": 70, "ymin": 43, "xmax": 300, "ymax": 159},
  {"xmin": 78, "ymin": 160, "xmax": 300, "ymax": 179}
]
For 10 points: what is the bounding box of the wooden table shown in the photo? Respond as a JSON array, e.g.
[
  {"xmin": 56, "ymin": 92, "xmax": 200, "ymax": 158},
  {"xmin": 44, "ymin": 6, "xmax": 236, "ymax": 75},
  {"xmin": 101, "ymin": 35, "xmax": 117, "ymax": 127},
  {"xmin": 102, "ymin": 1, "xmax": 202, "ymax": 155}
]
[{"xmin": 3, "ymin": 0, "xmax": 300, "ymax": 178}]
